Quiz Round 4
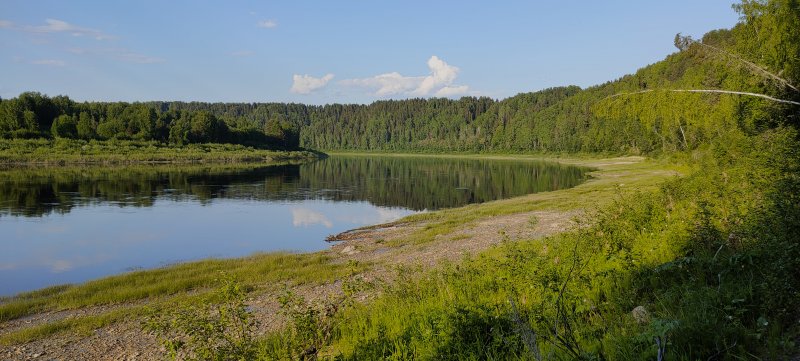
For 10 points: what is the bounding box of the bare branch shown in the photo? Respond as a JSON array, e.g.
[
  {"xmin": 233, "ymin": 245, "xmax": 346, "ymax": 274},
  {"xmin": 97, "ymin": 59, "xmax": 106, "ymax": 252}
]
[
  {"xmin": 676, "ymin": 33, "xmax": 799, "ymax": 93},
  {"xmin": 509, "ymin": 297, "xmax": 542, "ymax": 361},
  {"xmin": 605, "ymin": 89, "xmax": 800, "ymax": 106}
]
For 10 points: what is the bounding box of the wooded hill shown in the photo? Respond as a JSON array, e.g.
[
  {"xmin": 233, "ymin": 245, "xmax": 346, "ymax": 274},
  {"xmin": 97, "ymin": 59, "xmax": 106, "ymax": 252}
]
[{"xmin": 2, "ymin": 1, "xmax": 798, "ymax": 155}]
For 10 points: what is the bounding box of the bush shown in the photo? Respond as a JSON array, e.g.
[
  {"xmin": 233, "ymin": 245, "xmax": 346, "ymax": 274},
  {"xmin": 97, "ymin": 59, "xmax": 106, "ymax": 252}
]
[{"xmin": 144, "ymin": 274, "xmax": 258, "ymax": 361}]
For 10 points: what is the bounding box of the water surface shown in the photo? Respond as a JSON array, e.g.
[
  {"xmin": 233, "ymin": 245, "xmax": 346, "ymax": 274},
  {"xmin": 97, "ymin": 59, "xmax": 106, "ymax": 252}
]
[{"xmin": 0, "ymin": 156, "xmax": 589, "ymax": 296}]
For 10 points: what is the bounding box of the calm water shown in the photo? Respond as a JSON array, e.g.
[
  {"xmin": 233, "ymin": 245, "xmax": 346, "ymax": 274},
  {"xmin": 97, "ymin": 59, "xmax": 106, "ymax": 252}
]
[{"xmin": 0, "ymin": 156, "xmax": 589, "ymax": 296}]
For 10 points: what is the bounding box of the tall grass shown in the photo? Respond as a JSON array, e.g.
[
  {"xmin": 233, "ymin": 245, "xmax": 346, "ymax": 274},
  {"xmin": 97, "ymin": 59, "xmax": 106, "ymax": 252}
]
[{"xmin": 0, "ymin": 252, "xmax": 364, "ymax": 323}]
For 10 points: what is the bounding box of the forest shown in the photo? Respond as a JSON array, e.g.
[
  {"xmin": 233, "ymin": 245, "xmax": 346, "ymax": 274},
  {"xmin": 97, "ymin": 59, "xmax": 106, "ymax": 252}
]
[{"xmin": 0, "ymin": 94, "xmax": 301, "ymax": 149}]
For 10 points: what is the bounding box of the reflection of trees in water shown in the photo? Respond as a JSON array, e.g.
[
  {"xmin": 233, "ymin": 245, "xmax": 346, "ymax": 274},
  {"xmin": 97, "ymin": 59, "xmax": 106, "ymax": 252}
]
[
  {"xmin": 0, "ymin": 157, "xmax": 589, "ymax": 217},
  {"xmin": 0, "ymin": 164, "xmax": 303, "ymax": 217},
  {"xmin": 297, "ymin": 157, "xmax": 589, "ymax": 211}
]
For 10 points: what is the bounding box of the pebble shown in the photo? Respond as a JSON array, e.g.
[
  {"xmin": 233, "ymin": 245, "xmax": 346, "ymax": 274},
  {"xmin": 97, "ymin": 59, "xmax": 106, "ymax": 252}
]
[{"xmin": 631, "ymin": 305, "xmax": 649, "ymax": 324}]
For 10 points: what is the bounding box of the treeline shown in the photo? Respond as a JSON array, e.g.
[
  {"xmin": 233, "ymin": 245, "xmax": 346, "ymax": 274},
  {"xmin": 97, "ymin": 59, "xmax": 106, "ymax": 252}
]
[{"xmin": 0, "ymin": 95, "xmax": 302, "ymax": 149}]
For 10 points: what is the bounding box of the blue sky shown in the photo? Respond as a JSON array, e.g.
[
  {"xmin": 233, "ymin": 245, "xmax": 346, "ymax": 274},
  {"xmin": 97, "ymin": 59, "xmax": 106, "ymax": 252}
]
[{"xmin": 0, "ymin": 1, "xmax": 739, "ymax": 104}]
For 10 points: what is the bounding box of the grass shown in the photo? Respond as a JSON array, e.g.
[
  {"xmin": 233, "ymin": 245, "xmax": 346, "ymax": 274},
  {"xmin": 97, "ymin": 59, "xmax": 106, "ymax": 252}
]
[
  {"xmin": 0, "ymin": 138, "xmax": 319, "ymax": 165},
  {"xmin": 0, "ymin": 307, "xmax": 137, "ymax": 346},
  {"xmin": 0, "ymin": 252, "xmax": 369, "ymax": 345}
]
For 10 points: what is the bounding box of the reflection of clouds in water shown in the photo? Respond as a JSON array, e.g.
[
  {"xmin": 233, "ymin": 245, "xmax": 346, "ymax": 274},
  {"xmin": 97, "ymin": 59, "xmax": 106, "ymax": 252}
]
[
  {"xmin": 45, "ymin": 253, "xmax": 114, "ymax": 274},
  {"xmin": 375, "ymin": 208, "xmax": 411, "ymax": 223},
  {"xmin": 51, "ymin": 260, "xmax": 73, "ymax": 273},
  {"xmin": 291, "ymin": 208, "xmax": 333, "ymax": 228},
  {"xmin": 0, "ymin": 253, "xmax": 115, "ymax": 274},
  {"xmin": 334, "ymin": 207, "xmax": 411, "ymax": 225}
]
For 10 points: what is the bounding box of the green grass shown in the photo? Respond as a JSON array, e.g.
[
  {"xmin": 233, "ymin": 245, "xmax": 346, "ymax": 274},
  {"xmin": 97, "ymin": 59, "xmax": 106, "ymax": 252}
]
[
  {"xmin": 0, "ymin": 307, "xmax": 137, "ymax": 346},
  {"xmin": 0, "ymin": 252, "xmax": 369, "ymax": 344},
  {"xmin": 0, "ymin": 138, "xmax": 318, "ymax": 165}
]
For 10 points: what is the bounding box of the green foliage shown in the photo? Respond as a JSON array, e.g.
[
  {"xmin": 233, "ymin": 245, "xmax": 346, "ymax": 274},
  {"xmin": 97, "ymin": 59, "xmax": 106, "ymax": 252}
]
[
  {"xmin": 0, "ymin": 95, "xmax": 299, "ymax": 149},
  {"xmin": 145, "ymin": 275, "xmax": 258, "ymax": 361},
  {"xmin": 76, "ymin": 112, "xmax": 96, "ymax": 140},
  {"xmin": 96, "ymin": 118, "xmax": 126, "ymax": 139},
  {"xmin": 263, "ymin": 264, "xmax": 369, "ymax": 360},
  {"xmin": 733, "ymin": 0, "xmax": 800, "ymax": 94},
  {"xmin": 50, "ymin": 114, "xmax": 78, "ymax": 138}
]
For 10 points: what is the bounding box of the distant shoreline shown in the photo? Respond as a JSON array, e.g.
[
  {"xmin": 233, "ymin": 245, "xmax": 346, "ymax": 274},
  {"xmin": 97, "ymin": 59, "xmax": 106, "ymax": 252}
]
[{"xmin": 0, "ymin": 138, "xmax": 321, "ymax": 166}]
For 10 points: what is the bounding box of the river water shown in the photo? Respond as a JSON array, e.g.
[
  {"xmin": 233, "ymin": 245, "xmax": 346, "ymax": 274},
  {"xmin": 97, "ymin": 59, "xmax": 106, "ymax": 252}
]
[{"xmin": 0, "ymin": 155, "xmax": 589, "ymax": 296}]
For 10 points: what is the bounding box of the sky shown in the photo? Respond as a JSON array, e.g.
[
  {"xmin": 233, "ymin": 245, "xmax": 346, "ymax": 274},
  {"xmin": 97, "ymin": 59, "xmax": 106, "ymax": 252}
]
[{"xmin": 0, "ymin": 1, "xmax": 740, "ymax": 105}]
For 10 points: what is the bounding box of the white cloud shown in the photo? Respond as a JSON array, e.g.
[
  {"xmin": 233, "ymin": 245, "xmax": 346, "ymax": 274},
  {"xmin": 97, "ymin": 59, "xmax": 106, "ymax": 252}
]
[
  {"xmin": 291, "ymin": 73, "xmax": 335, "ymax": 94},
  {"xmin": 257, "ymin": 19, "xmax": 278, "ymax": 28},
  {"xmin": 25, "ymin": 18, "xmax": 114, "ymax": 40},
  {"xmin": 31, "ymin": 59, "xmax": 65, "ymax": 66},
  {"xmin": 341, "ymin": 72, "xmax": 423, "ymax": 96},
  {"xmin": 435, "ymin": 85, "xmax": 469, "ymax": 97},
  {"xmin": 0, "ymin": 20, "xmax": 13, "ymax": 28},
  {"xmin": 341, "ymin": 55, "xmax": 469, "ymax": 97},
  {"xmin": 413, "ymin": 56, "xmax": 460, "ymax": 96},
  {"xmin": 291, "ymin": 208, "xmax": 333, "ymax": 228}
]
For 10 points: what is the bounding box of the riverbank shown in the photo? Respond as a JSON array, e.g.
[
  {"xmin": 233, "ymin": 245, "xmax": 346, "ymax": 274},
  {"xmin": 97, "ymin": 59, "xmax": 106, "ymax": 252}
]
[
  {"xmin": 0, "ymin": 139, "xmax": 320, "ymax": 166},
  {"xmin": 0, "ymin": 155, "xmax": 681, "ymax": 359}
]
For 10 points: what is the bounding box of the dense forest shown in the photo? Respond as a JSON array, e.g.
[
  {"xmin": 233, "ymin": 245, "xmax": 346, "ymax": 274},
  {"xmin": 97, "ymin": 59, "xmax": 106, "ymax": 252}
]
[
  {"xmin": 0, "ymin": 95, "xmax": 303, "ymax": 149},
  {"xmin": 2, "ymin": 6, "xmax": 797, "ymax": 155}
]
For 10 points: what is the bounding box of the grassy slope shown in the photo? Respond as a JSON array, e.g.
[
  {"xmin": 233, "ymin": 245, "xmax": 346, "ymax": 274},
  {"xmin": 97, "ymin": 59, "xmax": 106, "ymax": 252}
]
[{"xmin": 0, "ymin": 154, "xmax": 679, "ymax": 346}]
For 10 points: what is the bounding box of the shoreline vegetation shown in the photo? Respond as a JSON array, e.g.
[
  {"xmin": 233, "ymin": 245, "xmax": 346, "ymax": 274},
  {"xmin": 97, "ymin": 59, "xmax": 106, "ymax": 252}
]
[{"xmin": 0, "ymin": 138, "xmax": 321, "ymax": 166}]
